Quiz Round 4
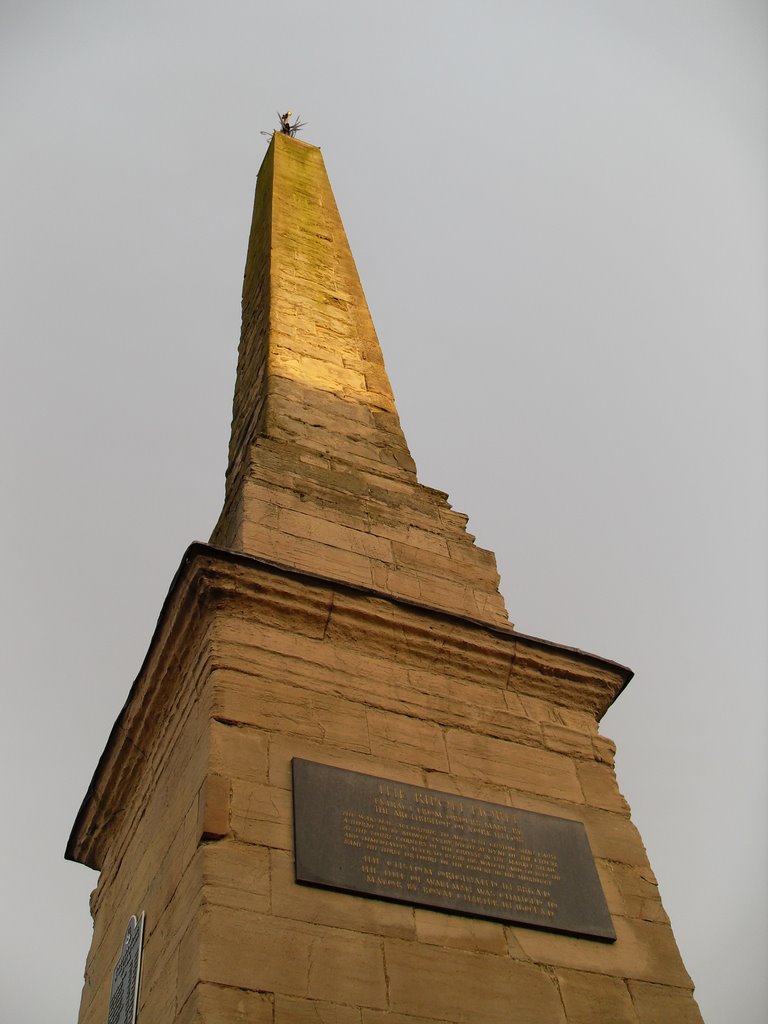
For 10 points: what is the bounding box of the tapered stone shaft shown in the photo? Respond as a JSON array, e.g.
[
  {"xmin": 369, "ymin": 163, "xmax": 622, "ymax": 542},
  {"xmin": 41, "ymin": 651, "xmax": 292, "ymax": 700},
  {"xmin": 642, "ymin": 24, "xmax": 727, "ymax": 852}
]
[{"xmin": 211, "ymin": 132, "xmax": 509, "ymax": 628}]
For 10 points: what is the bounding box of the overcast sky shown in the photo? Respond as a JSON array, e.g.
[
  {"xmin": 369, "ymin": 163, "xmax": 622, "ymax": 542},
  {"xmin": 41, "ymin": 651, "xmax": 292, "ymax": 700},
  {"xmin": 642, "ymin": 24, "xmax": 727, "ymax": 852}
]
[{"xmin": 1, "ymin": 3, "xmax": 766, "ymax": 1022}]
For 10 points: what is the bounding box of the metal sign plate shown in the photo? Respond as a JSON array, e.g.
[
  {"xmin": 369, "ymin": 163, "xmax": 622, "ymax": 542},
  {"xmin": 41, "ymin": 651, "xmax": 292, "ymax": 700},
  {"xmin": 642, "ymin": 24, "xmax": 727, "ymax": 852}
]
[
  {"xmin": 106, "ymin": 913, "xmax": 145, "ymax": 1024},
  {"xmin": 292, "ymin": 759, "xmax": 615, "ymax": 941}
]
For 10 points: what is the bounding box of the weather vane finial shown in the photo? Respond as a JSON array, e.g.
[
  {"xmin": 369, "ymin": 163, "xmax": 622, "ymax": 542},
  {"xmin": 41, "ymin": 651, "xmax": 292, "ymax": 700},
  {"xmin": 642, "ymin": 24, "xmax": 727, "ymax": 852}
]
[
  {"xmin": 261, "ymin": 110, "xmax": 307, "ymax": 142},
  {"xmin": 278, "ymin": 110, "xmax": 306, "ymax": 137}
]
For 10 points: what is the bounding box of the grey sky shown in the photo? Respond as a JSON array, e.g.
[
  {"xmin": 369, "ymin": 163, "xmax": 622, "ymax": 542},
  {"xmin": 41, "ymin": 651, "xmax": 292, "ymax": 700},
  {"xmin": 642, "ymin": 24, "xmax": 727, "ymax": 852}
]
[{"xmin": 1, "ymin": 3, "xmax": 766, "ymax": 1021}]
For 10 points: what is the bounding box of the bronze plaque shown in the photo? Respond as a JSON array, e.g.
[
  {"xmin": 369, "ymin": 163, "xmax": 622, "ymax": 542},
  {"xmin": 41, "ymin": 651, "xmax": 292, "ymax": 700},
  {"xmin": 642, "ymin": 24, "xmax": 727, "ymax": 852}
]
[{"xmin": 292, "ymin": 759, "xmax": 615, "ymax": 942}]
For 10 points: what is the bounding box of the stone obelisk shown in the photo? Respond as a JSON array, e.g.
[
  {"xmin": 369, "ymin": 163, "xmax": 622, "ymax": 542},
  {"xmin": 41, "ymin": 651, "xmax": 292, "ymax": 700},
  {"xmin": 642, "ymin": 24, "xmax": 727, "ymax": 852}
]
[{"xmin": 67, "ymin": 132, "xmax": 703, "ymax": 1024}]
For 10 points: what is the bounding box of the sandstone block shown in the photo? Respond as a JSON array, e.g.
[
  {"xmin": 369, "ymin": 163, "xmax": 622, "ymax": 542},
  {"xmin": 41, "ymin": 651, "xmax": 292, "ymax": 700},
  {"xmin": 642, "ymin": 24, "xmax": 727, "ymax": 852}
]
[
  {"xmin": 577, "ymin": 762, "xmax": 631, "ymax": 814},
  {"xmin": 509, "ymin": 647, "xmax": 624, "ymax": 719},
  {"xmin": 245, "ymin": 478, "xmax": 365, "ymax": 528},
  {"xmin": 637, "ymin": 901, "xmax": 669, "ymax": 924},
  {"xmin": 279, "ymin": 507, "xmax": 394, "ymax": 561},
  {"xmin": 592, "ymin": 734, "xmax": 617, "ymax": 765},
  {"xmin": 594, "ymin": 860, "xmax": 626, "ymax": 917},
  {"xmin": 200, "ymin": 906, "xmax": 388, "ymax": 1008},
  {"xmin": 413, "ymin": 907, "xmax": 507, "ymax": 955},
  {"xmin": 88, "ymin": 801, "xmax": 195, "ymax": 987},
  {"xmin": 123, "ymin": 794, "xmax": 198, "ymax": 958},
  {"xmin": 445, "ymin": 729, "xmax": 584, "ymax": 803},
  {"xmin": 198, "ymin": 774, "xmax": 231, "ymax": 840},
  {"xmin": 324, "ymin": 593, "xmax": 510, "ymax": 685},
  {"xmin": 476, "ymin": 707, "xmax": 543, "ymax": 747},
  {"xmin": 270, "ymin": 329, "xmax": 351, "ymax": 366},
  {"xmin": 149, "ymin": 877, "xmax": 202, "ymax": 1004},
  {"xmin": 542, "ymin": 722, "xmax": 595, "ymax": 759},
  {"xmin": 362, "ymin": 1013, "xmax": 448, "ymax": 1024},
  {"xmin": 502, "ymin": 924, "xmax": 530, "ymax": 960},
  {"xmin": 267, "ymin": 735, "xmax": 425, "ymax": 791},
  {"xmin": 79, "ymin": 969, "xmax": 111, "ymax": 1024},
  {"xmin": 210, "ymin": 719, "xmax": 269, "ymax": 783},
  {"xmin": 556, "ymin": 968, "xmax": 638, "ymax": 1023},
  {"xmin": 176, "ymin": 982, "xmax": 274, "ymax": 1024},
  {"xmin": 405, "ymin": 527, "xmax": 449, "ymax": 556},
  {"xmin": 359, "ymin": 469, "xmax": 414, "ymax": 495},
  {"xmin": 513, "ymin": 916, "xmax": 693, "ymax": 987},
  {"xmin": 230, "ymin": 779, "xmax": 292, "ymax": 849},
  {"xmin": 366, "ymin": 709, "xmax": 449, "ymax": 772},
  {"xmin": 240, "ymin": 525, "xmax": 375, "ymax": 588},
  {"xmin": 384, "ymin": 938, "xmax": 565, "ymax": 1024},
  {"xmin": 213, "ymin": 617, "xmax": 352, "ymax": 691},
  {"xmin": 270, "ymin": 848, "xmax": 416, "ymax": 939},
  {"xmin": 270, "ymin": 349, "xmax": 367, "ymax": 393},
  {"xmin": 272, "ymin": 400, "xmax": 393, "ymax": 447},
  {"xmin": 607, "ymin": 862, "xmax": 662, "ymax": 916},
  {"xmin": 136, "ymin": 955, "xmax": 178, "ymax": 1024},
  {"xmin": 627, "ymin": 981, "xmax": 704, "ymax": 1022},
  {"xmin": 391, "ymin": 540, "xmax": 497, "ymax": 588},
  {"xmin": 202, "ymin": 840, "xmax": 270, "ymax": 914},
  {"xmin": 176, "ymin": 917, "xmax": 202, "ymax": 1011},
  {"xmin": 422, "ymin": 770, "xmax": 512, "ymax": 806},
  {"xmin": 554, "ymin": 707, "xmax": 598, "ymax": 734},
  {"xmin": 236, "ymin": 495, "xmax": 280, "ymax": 531},
  {"xmin": 368, "ymin": 563, "xmax": 506, "ymax": 625},
  {"xmin": 502, "ymin": 689, "xmax": 527, "ymax": 715},
  {"xmin": 518, "ymin": 694, "xmax": 562, "ymax": 724},
  {"xmin": 470, "ymin": 586, "xmax": 509, "ymax": 626},
  {"xmin": 211, "ymin": 564, "xmax": 333, "ymax": 640},
  {"xmin": 369, "ymin": 564, "xmax": 425, "ymax": 604},
  {"xmin": 446, "ymin": 539, "xmax": 498, "ymax": 568},
  {"xmin": 275, "ymin": 995, "xmax": 362, "ymax": 1023},
  {"xmin": 578, "ymin": 805, "xmax": 651, "ymax": 867},
  {"xmin": 406, "ymin": 666, "xmax": 509, "ymax": 718},
  {"xmin": 212, "ymin": 620, "xmax": 427, "ymax": 727},
  {"xmin": 212, "ymin": 671, "xmax": 370, "ymax": 752}
]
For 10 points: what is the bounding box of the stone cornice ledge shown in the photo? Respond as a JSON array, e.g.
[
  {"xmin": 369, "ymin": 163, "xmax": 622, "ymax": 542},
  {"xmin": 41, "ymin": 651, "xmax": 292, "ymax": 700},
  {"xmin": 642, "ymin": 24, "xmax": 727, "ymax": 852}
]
[{"xmin": 66, "ymin": 543, "xmax": 632, "ymax": 870}]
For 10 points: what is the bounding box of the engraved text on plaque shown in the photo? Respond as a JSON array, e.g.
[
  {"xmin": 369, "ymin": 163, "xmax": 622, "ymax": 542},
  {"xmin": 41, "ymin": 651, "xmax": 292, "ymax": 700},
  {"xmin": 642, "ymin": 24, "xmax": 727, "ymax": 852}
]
[{"xmin": 292, "ymin": 760, "xmax": 615, "ymax": 941}]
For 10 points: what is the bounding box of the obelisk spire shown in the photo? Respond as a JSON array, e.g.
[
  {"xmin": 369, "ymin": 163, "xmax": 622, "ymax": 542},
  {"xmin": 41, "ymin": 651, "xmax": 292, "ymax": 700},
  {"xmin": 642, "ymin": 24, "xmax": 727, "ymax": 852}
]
[{"xmin": 212, "ymin": 132, "xmax": 509, "ymax": 628}]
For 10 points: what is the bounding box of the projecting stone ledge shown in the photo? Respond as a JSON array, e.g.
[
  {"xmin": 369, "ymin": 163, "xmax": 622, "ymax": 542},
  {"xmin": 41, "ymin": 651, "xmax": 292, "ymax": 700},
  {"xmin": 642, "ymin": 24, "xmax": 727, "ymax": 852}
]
[{"xmin": 66, "ymin": 543, "xmax": 631, "ymax": 873}]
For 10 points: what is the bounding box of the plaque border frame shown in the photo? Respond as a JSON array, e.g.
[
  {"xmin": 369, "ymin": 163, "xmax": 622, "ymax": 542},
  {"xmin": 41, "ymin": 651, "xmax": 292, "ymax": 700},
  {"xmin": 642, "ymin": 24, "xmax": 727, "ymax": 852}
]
[{"xmin": 292, "ymin": 758, "xmax": 616, "ymax": 943}]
